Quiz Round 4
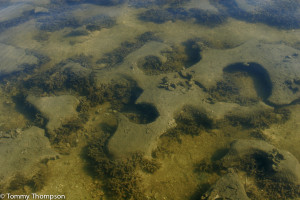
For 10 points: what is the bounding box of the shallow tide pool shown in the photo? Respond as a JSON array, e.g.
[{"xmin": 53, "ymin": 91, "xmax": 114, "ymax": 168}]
[{"xmin": 0, "ymin": 0, "xmax": 300, "ymax": 199}]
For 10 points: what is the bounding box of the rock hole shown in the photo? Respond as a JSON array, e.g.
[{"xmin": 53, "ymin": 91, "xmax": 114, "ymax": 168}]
[
  {"xmin": 121, "ymin": 103, "xmax": 159, "ymax": 124},
  {"xmin": 223, "ymin": 62, "xmax": 272, "ymax": 101}
]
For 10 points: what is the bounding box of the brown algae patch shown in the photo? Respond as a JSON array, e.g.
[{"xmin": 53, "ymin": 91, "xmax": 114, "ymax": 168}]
[{"xmin": 137, "ymin": 39, "xmax": 201, "ymax": 75}]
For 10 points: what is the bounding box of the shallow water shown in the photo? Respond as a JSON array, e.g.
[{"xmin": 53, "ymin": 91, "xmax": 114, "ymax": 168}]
[{"xmin": 0, "ymin": 0, "xmax": 300, "ymax": 199}]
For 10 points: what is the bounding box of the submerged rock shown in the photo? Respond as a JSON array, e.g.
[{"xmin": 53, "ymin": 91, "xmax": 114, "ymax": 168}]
[
  {"xmin": 26, "ymin": 95, "xmax": 79, "ymax": 133},
  {"xmin": 0, "ymin": 43, "xmax": 38, "ymax": 76},
  {"xmin": 189, "ymin": 40, "xmax": 300, "ymax": 105},
  {"xmin": 0, "ymin": 126, "xmax": 58, "ymax": 185},
  {"xmin": 202, "ymin": 169, "xmax": 250, "ymax": 200},
  {"xmin": 215, "ymin": 0, "xmax": 300, "ymax": 29},
  {"xmin": 222, "ymin": 139, "xmax": 300, "ymax": 185},
  {"xmin": 94, "ymin": 41, "xmax": 277, "ymax": 158}
]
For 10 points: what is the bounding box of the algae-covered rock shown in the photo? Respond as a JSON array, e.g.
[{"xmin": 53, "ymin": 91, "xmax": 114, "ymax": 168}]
[
  {"xmin": 95, "ymin": 40, "xmax": 290, "ymax": 159},
  {"xmin": 215, "ymin": 0, "xmax": 300, "ymax": 29},
  {"xmin": 190, "ymin": 40, "xmax": 300, "ymax": 105},
  {"xmin": 0, "ymin": 126, "xmax": 57, "ymax": 185},
  {"xmin": 26, "ymin": 95, "xmax": 80, "ymax": 133},
  {"xmin": 202, "ymin": 169, "xmax": 250, "ymax": 200},
  {"xmin": 222, "ymin": 139, "xmax": 300, "ymax": 185}
]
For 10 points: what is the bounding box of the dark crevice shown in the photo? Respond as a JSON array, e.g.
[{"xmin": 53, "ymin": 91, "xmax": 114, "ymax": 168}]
[
  {"xmin": 223, "ymin": 62, "xmax": 272, "ymax": 101},
  {"xmin": 121, "ymin": 103, "xmax": 159, "ymax": 124},
  {"xmin": 182, "ymin": 39, "xmax": 202, "ymax": 67}
]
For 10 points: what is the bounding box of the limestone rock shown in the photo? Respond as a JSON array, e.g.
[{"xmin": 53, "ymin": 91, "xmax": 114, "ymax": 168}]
[
  {"xmin": 26, "ymin": 95, "xmax": 79, "ymax": 133},
  {"xmin": 95, "ymin": 41, "xmax": 276, "ymax": 158},
  {"xmin": 222, "ymin": 139, "xmax": 300, "ymax": 185},
  {"xmin": 0, "ymin": 43, "xmax": 38, "ymax": 75},
  {"xmin": 189, "ymin": 40, "xmax": 300, "ymax": 105},
  {"xmin": 202, "ymin": 169, "xmax": 250, "ymax": 200}
]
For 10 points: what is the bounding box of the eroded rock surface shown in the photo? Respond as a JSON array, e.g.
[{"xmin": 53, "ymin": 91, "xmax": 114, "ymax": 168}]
[
  {"xmin": 222, "ymin": 139, "xmax": 300, "ymax": 185},
  {"xmin": 202, "ymin": 169, "xmax": 250, "ymax": 200},
  {"xmin": 93, "ymin": 41, "xmax": 283, "ymax": 158},
  {"xmin": 0, "ymin": 43, "xmax": 38, "ymax": 75},
  {"xmin": 26, "ymin": 95, "xmax": 79, "ymax": 133},
  {"xmin": 188, "ymin": 40, "xmax": 300, "ymax": 105}
]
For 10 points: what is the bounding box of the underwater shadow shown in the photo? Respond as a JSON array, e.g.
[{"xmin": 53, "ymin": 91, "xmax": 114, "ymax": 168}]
[
  {"xmin": 214, "ymin": 0, "xmax": 300, "ymax": 29},
  {"xmin": 223, "ymin": 62, "xmax": 272, "ymax": 101}
]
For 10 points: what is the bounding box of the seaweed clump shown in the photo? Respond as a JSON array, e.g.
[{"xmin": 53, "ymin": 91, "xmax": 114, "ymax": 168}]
[
  {"xmin": 84, "ymin": 15, "xmax": 116, "ymax": 32},
  {"xmin": 225, "ymin": 108, "xmax": 290, "ymax": 129},
  {"xmin": 87, "ymin": 129, "xmax": 161, "ymax": 199},
  {"xmin": 138, "ymin": 7, "xmax": 227, "ymax": 27},
  {"xmin": 162, "ymin": 106, "xmax": 213, "ymax": 142},
  {"xmin": 37, "ymin": 13, "xmax": 81, "ymax": 32},
  {"xmin": 50, "ymin": 117, "xmax": 85, "ymax": 152},
  {"xmin": 96, "ymin": 32, "xmax": 161, "ymax": 68},
  {"xmin": 214, "ymin": 0, "xmax": 300, "ymax": 29},
  {"xmin": 0, "ymin": 9, "xmax": 35, "ymax": 33},
  {"xmin": 138, "ymin": 40, "xmax": 201, "ymax": 75},
  {"xmin": 7, "ymin": 166, "xmax": 49, "ymax": 193},
  {"xmin": 129, "ymin": 0, "xmax": 190, "ymax": 8},
  {"xmin": 235, "ymin": 151, "xmax": 300, "ymax": 199},
  {"xmin": 65, "ymin": 0, "xmax": 124, "ymax": 6},
  {"xmin": 86, "ymin": 78, "xmax": 143, "ymax": 110}
]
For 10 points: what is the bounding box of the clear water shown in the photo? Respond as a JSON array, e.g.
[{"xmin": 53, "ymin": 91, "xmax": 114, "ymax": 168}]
[{"xmin": 0, "ymin": 0, "xmax": 300, "ymax": 199}]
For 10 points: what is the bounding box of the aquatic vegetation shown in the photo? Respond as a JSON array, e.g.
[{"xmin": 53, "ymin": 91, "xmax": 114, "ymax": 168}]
[
  {"xmin": 24, "ymin": 66, "xmax": 68, "ymax": 93},
  {"xmin": 0, "ymin": 1, "xmax": 299, "ymax": 199},
  {"xmin": 6, "ymin": 166, "xmax": 49, "ymax": 193},
  {"xmin": 64, "ymin": 29, "xmax": 89, "ymax": 37},
  {"xmin": 237, "ymin": 152, "xmax": 300, "ymax": 199},
  {"xmin": 138, "ymin": 40, "xmax": 200, "ymax": 75},
  {"xmin": 138, "ymin": 55, "xmax": 164, "ymax": 75},
  {"xmin": 138, "ymin": 8, "xmax": 187, "ymax": 24},
  {"xmin": 162, "ymin": 105, "xmax": 213, "ymax": 141},
  {"xmin": 29, "ymin": 166, "xmax": 49, "ymax": 192},
  {"xmin": 209, "ymin": 77, "xmax": 257, "ymax": 106},
  {"xmin": 87, "ymin": 129, "xmax": 160, "ymax": 199},
  {"xmin": 138, "ymin": 7, "xmax": 227, "ymax": 27},
  {"xmin": 0, "ymin": 9, "xmax": 35, "ymax": 33},
  {"xmin": 225, "ymin": 108, "xmax": 290, "ymax": 129},
  {"xmin": 8, "ymin": 173, "xmax": 29, "ymax": 192},
  {"xmin": 38, "ymin": 4, "xmax": 116, "ymax": 32},
  {"xmin": 84, "ymin": 15, "xmax": 116, "ymax": 32},
  {"xmin": 129, "ymin": 0, "xmax": 190, "ymax": 8},
  {"xmin": 37, "ymin": 14, "xmax": 81, "ymax": 32},
  {"xmin": 97, "ymin": 32, "xmax": 161, "ymax": 68},
  {"xmin": 214, "ymin": 0, "xmax": 300, "ymax": 29},
  {"xmin": 65, "ymin": 0, "xmax": 125, "ymax": 6},
  {"xmin": 33, "ymin": 31, "xmax": 50, "ymax": 42},
  {"xmin": 189, "ymin": 9, "xmax": 227, "ymax": 26},
  {"xmin": 68, "ymin": 54, "xmax": 93, "ymax": 69},
  {"xmin": 51, "ymin": 117, "xmax": 84, "ymax": 145},
  {"xmin": 86, "ymin": 79, "xmax": 143, "ymax": 110}
]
